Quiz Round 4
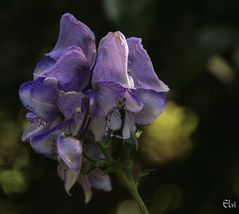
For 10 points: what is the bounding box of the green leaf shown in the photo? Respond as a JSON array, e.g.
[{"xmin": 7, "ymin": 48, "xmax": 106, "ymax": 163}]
[{"xmin": 137, "ymin": 168, "xmax": 155, "ymax": 180}]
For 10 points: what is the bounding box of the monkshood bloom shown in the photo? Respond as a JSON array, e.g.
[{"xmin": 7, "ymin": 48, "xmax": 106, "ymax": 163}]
[
  {"xmin": 91, "ymin": 32, "xmax": 169, "ymax": 143},
  {"xmin": 19, "ymin": 12, "xmax": 168, "ymax": 207},
  {"xmin": 19, "ymin": 13, "xmax": 111, "ymax": 202}
]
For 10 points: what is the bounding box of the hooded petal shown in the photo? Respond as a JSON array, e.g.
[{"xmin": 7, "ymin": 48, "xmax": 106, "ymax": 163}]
[
  {"xmin": 132, "ymin": 89, "xmax": 167, "ymax": 124},
  {"xmin": 89, "ymin": 168, "xmax": 112, "ymax": 192},
  {"xmin": 92, "ymin": 32, "xmax": 133, "ymax": 88},
  {"xmin": 57, "ymin": 134, "xmax": 83, "ymax": 171},
  {"xmin": 50, "ymin": 13, "xmax": 96, "ymax": 69},
  {"xmin": 34, "ymin": 55, "xmax": 57, "ymax": 76},
  {"xmin": 34, "ymin": 46, "xmax": 90, "ymax": 91},
  {"xmin": 78, "ymin": 175, "xmax": 92, "ymax": 204},
  {"xmin": 127, "ymin": 37, "xmax": 169, "ymax": 92}
]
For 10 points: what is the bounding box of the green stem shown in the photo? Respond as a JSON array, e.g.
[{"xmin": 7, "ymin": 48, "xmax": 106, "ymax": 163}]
[
  {"xmin": 116, "ymin": 169, "xmax": 149, "ymax": 214},
  {"xmin": 96, "ymin": 141, "xmax": 149, "ymax": 213}
]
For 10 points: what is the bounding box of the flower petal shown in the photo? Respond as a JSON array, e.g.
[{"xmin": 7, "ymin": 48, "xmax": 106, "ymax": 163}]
[
  {"xmin": 122, "ymin": 111, "xmax": 136, "ymax": 140},
  {"xmin": 22, "ymin": 120, "xmax": 49, "ymax": 141},
  {"xmin": 89, "ymin": 168, "xmax": 112, "ymax": 192},
  {"xmin": 57, "ymin": 91, "xmax": 84, "ymax": 119},
  {"xmin": 35, "ymin": 46, "xmax": 90, "ymax": 91},
  {"xmin": 30, "ymin": 77, "xmax": 59, "ymax": 121},
  {"xmin": 133, "ymin": 89, "xmax": 167, "ymax": 124},
  {"xmin": 127, "ymin": 37, "xmax": 169, "ymax": 92},
  {"xmin": 57, "ymin": 161, "xmax": 80, "ymax": 196},
  {"xmin": 92, "ymin": 32, "xmax": 133, "ymax": 88},
  {"xmin": 124, "ymin": 90, "xmax": 143, "ymax": 113},
  {"xmin": 19, "ymin": 81, "xmax": 34, "ymax": 112},
  {"xmin": 78, "ymin": 175, "xmax": 92, "ymax": 204},
  {"xmin": 30, "ymin": 119, "xmax": 71, "ymax": 156},
  {"xmin": 106, "ymin": 109, "xmax": 122, "ymax": 131},
  {"xmin": 57, "ymin": 134, "xmax": 83, "ymax": 171},
  {"xmin": 93, "ymin": 81, "xmax": 125, "ymax": 117},
  {"xmin": 34, "ymin": 55, "xmax": 56, "ymax": 76},
  {"xmin": 90, "ymin": 117, "xmax": 106, "ymax": 141},
  {"xmin": 51, "ymin": 13, "xmax": 96, "ymax": 69}
]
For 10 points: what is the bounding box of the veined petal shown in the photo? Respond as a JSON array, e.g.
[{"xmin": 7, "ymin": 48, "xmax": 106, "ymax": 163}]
[
  {"xmin": 30, "ymin": 132, "xmax": 57, "ymax": 157},
  {"xmin": 133, "ymin": 89, "xmax": 167, "ymax": 124},
  {"xmin": 127, "ymin": 37, "xmax": 169, "ymax": 92},
  {"xmin": 57, "ymin": 91, "xmax": 84, "ymax": 119},
  {"xmin": 124, "ymin": 90, "xmax": 143, "ymax": 113},
  {"xmin": 35, "ymin": 46, "xmax": 90, "ymax": 92},
  {"xmin": 57, "ymin": 134, "xmax": 83, "ymax": 171},
  {"xmin": 30, "ymin": 119, "xmax": 71, "ymax": 156},
  {"xmin": 93, "ymin": 81, "xmax": 125, "ymax": 117},
  {"xmin": 34, "ymin": 55, "xmax": 56, "ymax": 77},
  {"xmin": 92, "ymin": 32, "xmax": 133, "ymax": 88},
  {"xmin": 30, "ymin": 77, "xmax": 59, "ymax": 121},
  {"xmin": 89, "ymin": 168, "xmax": 112, "ymax": 192},
  {"xmin": 22, "ymin": 120, "xmax": 49, "ymax": 142},
  {"xmin": 51, "ymin": 13, "xmax": 96, "ymax": 69},
  {"xmin": 78, "ymin": 175, "xmax": 92, "ymax": 204}
]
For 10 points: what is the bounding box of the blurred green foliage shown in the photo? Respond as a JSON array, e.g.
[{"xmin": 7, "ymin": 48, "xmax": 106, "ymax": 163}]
[{"xmin": 0, "ymin": 0, "xmax": 239, "ymax": 213}]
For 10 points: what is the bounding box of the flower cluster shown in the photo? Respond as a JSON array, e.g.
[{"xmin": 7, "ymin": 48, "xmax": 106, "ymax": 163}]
[{"xmin": 19, "ymin": 13, "xmax": 169, "ymax": 203}]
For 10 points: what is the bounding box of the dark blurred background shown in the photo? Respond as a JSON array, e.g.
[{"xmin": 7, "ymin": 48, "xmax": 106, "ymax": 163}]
[{"xmin": 0, "ymin": 0, "xmax": 239, "ymax": 213}]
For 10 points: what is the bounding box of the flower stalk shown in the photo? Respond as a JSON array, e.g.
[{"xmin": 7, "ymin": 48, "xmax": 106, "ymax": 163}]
[{"xmin": 96, "ymin": 140, "xmax": 150, "ymax": 214}]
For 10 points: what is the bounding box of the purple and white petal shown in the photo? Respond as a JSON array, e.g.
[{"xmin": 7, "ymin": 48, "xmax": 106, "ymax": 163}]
[
  {"xmin": 35, "ymin": 46, "xmax": 90, "ymax": 92},
  {"xmin": 30, "ymin": 119, "xmax": 70, "ymax": 156},
  {"xmin": 132, "ymin": 89, "xmax": 167, "ymax": 124},
  {"xmin": 122, "ymin": 111, "xmax": 136, "ymax": 140},
  {"xmin": 123, "ymin": 90, "xmax": 143, "ymax": 113},
  {"xmin": 92, "ymin": 32, "xmax": 133, "ymax": 88},
  {"xmin": 22, "ymin": 120, "xmax": 49, "ymax": 142},
  {"xmin": 57, "ymin": 134, "xmax": 82, "ymax": 171},
  {"xmin": 88, "ymin": 168, "xmax": 112, "ymax": 192},
  {"xmin": 30, "ymin": 131, "xmax": 58, "ymax": 157},
  {"xmin": 78, "ymin": 175, "xmax": 92, "ymax": 204},
  {"xmin": 127, "ymin": 37, "xmax": 169, "ymax": 92},
  {"xmin": 57, "ymin": 91, "xmax": 84, "ymax": 119},
  {"xmin": 106, "ymin": 109, "xmax": 122, "ymax": 131},
  {"xmin": 19, "ymin": 81, "xmax": 34, "ymax": 112},
  {"xmin": 93, "ymin": 81, "xmax": 125, "ymax": 117},
  {"xmin": 51, "ymin": 13, "xmax": 96, "ymax": 69},
  {"xmin": 25, "ymin": 112, "xmax": 39, "ymax": 123},
  {"xmin": 57, "ymin": 161, "xmax": 80, "ymax": 196},
  {"xmin": 34, "ymin": 55, "xmax": 56, "ymax": 77},
  {"xmin": 30, "ymin": 77, "xmax": 59, "ymax": 121}
]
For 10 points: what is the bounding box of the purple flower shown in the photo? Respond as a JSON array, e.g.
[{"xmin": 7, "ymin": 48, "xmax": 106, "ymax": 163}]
[
  {"xmin": 34, "ymin": 13, "xmax": 96, "ymax": 91},
  {"xmin": 91, "ymin": 32, "xmax": 169, "ymax": 141},
  {"xmin": 19, "ymin": 12, "xmax": 168, "ymax": 202}
]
